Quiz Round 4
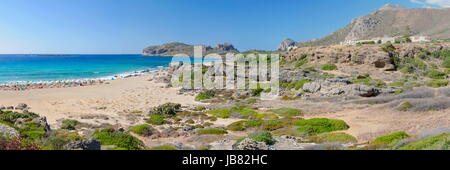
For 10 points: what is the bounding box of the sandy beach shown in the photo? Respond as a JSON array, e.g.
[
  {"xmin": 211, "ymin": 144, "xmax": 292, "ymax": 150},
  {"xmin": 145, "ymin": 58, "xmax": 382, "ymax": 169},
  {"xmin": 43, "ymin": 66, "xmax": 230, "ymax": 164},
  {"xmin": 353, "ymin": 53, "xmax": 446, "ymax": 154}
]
[{"xmin": 0, "ymin": 71, "xmax": 200, "ymax": 128}]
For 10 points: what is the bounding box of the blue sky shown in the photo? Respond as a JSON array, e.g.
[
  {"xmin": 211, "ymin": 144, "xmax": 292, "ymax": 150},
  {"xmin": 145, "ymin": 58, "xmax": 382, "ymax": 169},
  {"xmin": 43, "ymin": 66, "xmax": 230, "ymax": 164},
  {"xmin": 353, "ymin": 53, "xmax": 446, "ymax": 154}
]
[{"xmin": 0, "ymin": 0, "xmax": 446, "ymax": 54}]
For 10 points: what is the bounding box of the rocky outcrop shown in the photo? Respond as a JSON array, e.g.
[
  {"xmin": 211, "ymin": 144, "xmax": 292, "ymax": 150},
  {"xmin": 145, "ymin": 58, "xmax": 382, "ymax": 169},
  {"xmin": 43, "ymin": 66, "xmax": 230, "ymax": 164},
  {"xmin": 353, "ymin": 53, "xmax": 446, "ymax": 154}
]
[
  {"xmin": 0, "ymin": 123, "xmax": 20, "ymax": 138},
  {"xmin": 142, "ymin": 42, "xmax": 239, "ymax": 56},
  {"xmin": 65, "ymin": 140, "xmax": 101, "ymax": 150},
  {"xmin": 278, "ymin": 38, "xmax": 298, "ymax": 51},
  {"xmin": 232, "ymin": 138, "xmax": 270, "ymax": 150},
  {"xmin": 302, "ymin": 77, "xmax": 385, "ymax": 97}
]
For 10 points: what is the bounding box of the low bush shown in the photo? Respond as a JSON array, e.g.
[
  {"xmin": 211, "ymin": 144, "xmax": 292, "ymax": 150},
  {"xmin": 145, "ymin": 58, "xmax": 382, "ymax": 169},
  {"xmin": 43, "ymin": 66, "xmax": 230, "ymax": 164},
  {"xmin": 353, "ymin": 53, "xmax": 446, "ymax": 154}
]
[
  {"xmin": 149, "ymin": 103, "xmax": 181, "ymax": 116},
  {"xmin": 149, "ymin": 145, "xmax": 178, "ymax": 150},
  {"xmin": 267, "ymin": 107, "xmax": 302, "ymax": 117},
  {"xmin": 237, "ymin": 132, "xmax": 276, "ymax": 145},
  {"xmin": 92, "ymin": 128, "xmax": 144, "ymax": 150},
  {"xmin": 61, "ymin": 119, "xmax": 79, "ymax": 130},
  {"xmin": 286, "ymin": 80, "xmax": 311, "ymax": 90},
  {"xmin": 0, "ymin": 110, "xmax": 39, "ymax": 124},
  {"xmin": 372, "ymin": 131, "xmax": 410, "ymax": 147},
  {"xmin": 195, "ymin": 93, "xmax": 212, "ymax": 101},
  {"xmin": 424, "ymin": 70, "xmax": 447, "ymax": 79},
  {"xmin": 197, "ymin": 128, "xmax": 228, "ymax": 135},
  {"xmin": 308, "ymin": 132, "xmax": 357, "ymax": 144},
  {"xmin": 193, "ymin": 106, "xmax": 207, "ymax": 111},
  {"xmin": 208, "ymin": 108, "xmax": 231, "ymax": 118},
  {"xmin": 426, "ymin": 79, "xmax": 448, "ymax": 88},
  {"xmin": 146, "ymin": 115, "xmax": 167, "ymax": 125},
  {"xmin": 295, "ymin": 118, "xmax": 350, "ymax": 136},
  {"xmin": 321, "ymin": 64, "xmax": 337, "ymax": 71},
  {"xmin": 397, "ymin": 101, "xmax": 413, "ymax": 111},
  {"xmin": 129, "ymin": 124, "xmax": 154, "ymax": 137},
  {"xmin": 398, "ymin": 133, "xmax": 449, "ymax": 150}
]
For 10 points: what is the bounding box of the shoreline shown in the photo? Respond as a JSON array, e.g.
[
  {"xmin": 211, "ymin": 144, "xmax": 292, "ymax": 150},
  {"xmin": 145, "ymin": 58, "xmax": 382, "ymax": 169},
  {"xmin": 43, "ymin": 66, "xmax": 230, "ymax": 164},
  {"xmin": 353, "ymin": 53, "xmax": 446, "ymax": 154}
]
[
  {"xmin": 0, "ymin": 67, "xmax": 168, "ymax": 91},
  {"xmin": 0, "ymin": 69, "xmax": 200, "ymax": 128}
]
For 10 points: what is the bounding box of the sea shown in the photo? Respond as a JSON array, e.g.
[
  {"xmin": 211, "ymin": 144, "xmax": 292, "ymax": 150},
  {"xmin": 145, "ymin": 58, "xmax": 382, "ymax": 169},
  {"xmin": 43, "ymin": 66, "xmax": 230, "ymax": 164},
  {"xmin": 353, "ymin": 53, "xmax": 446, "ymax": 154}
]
[{"xmin": 0, "ymin": 54, "xmax": 215, "ymax": 84}]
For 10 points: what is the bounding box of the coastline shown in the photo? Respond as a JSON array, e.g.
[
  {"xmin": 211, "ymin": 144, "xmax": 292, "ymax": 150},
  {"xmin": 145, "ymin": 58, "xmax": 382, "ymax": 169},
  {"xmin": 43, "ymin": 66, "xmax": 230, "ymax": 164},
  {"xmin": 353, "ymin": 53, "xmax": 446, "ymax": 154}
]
[{"xmin": 0, "ymin": 68, "xmax": 200, "ymax": 128}]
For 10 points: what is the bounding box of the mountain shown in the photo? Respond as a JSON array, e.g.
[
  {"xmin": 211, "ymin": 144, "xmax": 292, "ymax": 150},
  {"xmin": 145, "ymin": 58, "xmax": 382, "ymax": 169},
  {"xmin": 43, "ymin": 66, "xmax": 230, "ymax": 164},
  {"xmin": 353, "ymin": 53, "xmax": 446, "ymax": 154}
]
[
  {"xmin": 278, "ymin": 38, "xmax": 298, "ymax": 51},
  {"xmin": 293, "ymin": 4, "xmax": 450, "ymax": 47},
  {"xmin": 142, "ymin": 42, "xmax": 239, "ymax": 56}
]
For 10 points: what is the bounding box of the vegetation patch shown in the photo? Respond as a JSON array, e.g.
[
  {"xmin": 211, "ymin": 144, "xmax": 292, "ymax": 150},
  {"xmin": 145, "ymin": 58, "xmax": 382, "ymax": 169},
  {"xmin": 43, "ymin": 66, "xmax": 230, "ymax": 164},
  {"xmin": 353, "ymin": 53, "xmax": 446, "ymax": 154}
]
[
  {"xmin": 321, "ymin": 64, "xmax": 338, "ymax": 71},
  {"xmin": 92, "ymin": 128, "xmax": 144, "ymax": 150},
  {"xmin": 399, "ymin": 133, "xmax": 449, "ymax": 150},
  {"xmin": 237, "ymin": 132, "xmax": 276, "ymax": 145},
  {"xmin": 208, "ymin": 108, "xmax": 232, "ymax": 118},
  {"xmin": 148, "ymin": 145, "xmax": 178, "ymax": 150},
  {"xmin": 295, "ymin": 118, "xmax": 350, "ymax": 136},
  {"xmin": 149, "ymin": 103, "xmax": 181, "ymax": 116},
  {"xmin": 267, "ymin": 107, "xmax": 303, "ymax": 117},
  {"xmin": 61, "ymin": 119, "xmax": 79, "ymax": 130},
  {"xmin": 372, "ymin": 131, "xmax": 410, "ymax": 147},
  {"xmin": 197, "ymin": 128, "xmax": 228, "ymax": 135},
  {"xmin": 397, "ymin": 101, "xmax": 413, "ymax": 111},
  {"xmin": 426, "ymin": 79, "xmax": 448, "ymax": 88},
  {"xmin": 286, "ymin": 80, "xmax": 311, "ymax": 90},
  {"xmin": 146, "ymin": 115, "xmax": 167, "ymax": 125},
  {"xmin": 308, "ymin": 132, "xmax": 357, "ymax": 144},
  {"xmin": 424, "ymin": 70, "xmax": 447, "ymax": 79},
  {"xmin": 129, "ymin": 124, "xmax": 154, "ymax": 137}
]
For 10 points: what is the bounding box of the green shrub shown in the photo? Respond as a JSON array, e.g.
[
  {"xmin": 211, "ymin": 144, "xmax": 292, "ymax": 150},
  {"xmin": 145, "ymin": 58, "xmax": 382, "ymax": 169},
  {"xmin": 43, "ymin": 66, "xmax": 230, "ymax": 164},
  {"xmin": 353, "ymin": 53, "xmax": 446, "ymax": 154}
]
[
  {"xmin": 197, "ymin": 128, "xmax": 228, "ymax": 135},
  {"xmin": 381, "ymin": 42, "xmax": 396, "ymax": 53},
  {"xmin": 442, "ymin": 56, "xmax": 450, "ymax": 68},
  {"xmin": 398, "ymin": 133, "xmax": 449, "ymax": 150},
  {"xmin": 321, "ymin": 64, "xmax": 338, "ymax": 70},
  {"xmin": 352, "ymin": 78, "xmax": 386, "ymax": 88},
  {"xmin": 146, "ymin": 115, "xmax": 167, "ymax": 125},
  {"xmin": 193, "ymin": 106, "xmax": 207, "ymax": 111},
  {"xmin": 18, "ymin": 121, "xmax": 47, "ymax": 141},
  {"xmin": 286, "ymin": 80, "xmax": 311, "ymax": 90},
  {"xmin": 227, "ymin": 121, "xmax": 248, "ymax": 131},
  {"xmin": 195, "ymin": 93, "xmax": 212, "ymax": 101},
  {"xmin": 149, "ymin": 145, "xmax": 178, "ymax": 150},
  {"xmin": 295, "ymin": 118, "xmax": 350, "ymax": 135},
  {"xmin": 237, "ymin": 132, "xmax": 276, "ymax": 145},
  {"xmin": 308, "ymin": 132, "xmax": 357, "ymax": 144},
  {"xmin": 208, "ymin": 108, "xmax": 231, "ymax": 118},
  {"xmin": 426, "ymin": 79, "xmax": 449, "ymax": 88},
  {"xmin": 149, "ymin": 103, "xmax": 181, "ymax": 116},
  {"xmin": 92, "ymin": 128, "xmax": 144, "ymax": 150},
  {"xmin": 372, "ymin": 131, "xmax": 410, "ymax": 147},
  {"xmin": 267, "ymin": 107, "xmax": 302, "ymax": 117},
  {"xmin": 295, "ymin": 58, "xmax": 309, "ymax": 68},
  {"xmin": 43, "ymin": 134, "xmax": 69, "ymax": 150},
  {"xmin": 61, "ymin": 119, "xmax": 79, "ymax": 130},
  {"xmin": 129, "ymin": 124, "xmax": 154, "ymax": 137},
  {"xmin": 230, "ymin": 107, "xmax": 259, "ymax": 119},
  {"xmin": 424, "ymin": 70, "xmax": 447, "ymax": 79},
  {"xmin": 398, "ymin": 101, "xmax": 413, "ymax": 111},
  {"xmin": 0, "ymin": 110, "xmax": 39, "ymax": 124}
]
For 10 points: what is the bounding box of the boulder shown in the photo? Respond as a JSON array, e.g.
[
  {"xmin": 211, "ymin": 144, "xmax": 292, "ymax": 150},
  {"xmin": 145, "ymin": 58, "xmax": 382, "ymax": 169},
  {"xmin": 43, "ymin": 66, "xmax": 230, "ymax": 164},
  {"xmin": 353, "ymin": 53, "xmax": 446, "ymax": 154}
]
[
  {"xmin": 0, "ymin": 123, "xmax": 20, "ymax": 138},
  {"xmin": 232, "ymin": 138, "xmax": 270, "ymax": 150},
  {"xmin": 65, "ymin": 140, "xmax": 101, "ymax": 150},
  {"xmin": 15, "ymin": 103, "xmax": 28, "ymax": 110}
]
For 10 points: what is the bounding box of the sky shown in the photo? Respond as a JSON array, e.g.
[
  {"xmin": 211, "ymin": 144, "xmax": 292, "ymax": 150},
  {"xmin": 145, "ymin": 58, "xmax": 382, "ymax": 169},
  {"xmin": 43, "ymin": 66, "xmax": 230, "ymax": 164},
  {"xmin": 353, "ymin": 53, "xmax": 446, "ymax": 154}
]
[{"xmin": 0, "ymin": 0, "xmax": 448, "ymax": 54}]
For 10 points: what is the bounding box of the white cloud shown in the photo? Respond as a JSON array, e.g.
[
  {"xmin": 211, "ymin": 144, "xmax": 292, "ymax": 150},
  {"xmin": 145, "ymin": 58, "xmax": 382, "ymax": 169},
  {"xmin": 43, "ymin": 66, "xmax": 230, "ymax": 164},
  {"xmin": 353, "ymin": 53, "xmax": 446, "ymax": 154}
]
[{"xmin": 410, "ymin": 0, "xmax": 450, "ymax": 7}]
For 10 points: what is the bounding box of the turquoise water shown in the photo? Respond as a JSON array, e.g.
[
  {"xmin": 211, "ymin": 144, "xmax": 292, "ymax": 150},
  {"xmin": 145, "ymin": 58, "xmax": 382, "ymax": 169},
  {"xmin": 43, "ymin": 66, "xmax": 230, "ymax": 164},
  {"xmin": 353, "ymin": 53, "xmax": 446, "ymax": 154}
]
[{"xmin": 0, "ymin": 54, "xmax": 213, "ymax": 84}]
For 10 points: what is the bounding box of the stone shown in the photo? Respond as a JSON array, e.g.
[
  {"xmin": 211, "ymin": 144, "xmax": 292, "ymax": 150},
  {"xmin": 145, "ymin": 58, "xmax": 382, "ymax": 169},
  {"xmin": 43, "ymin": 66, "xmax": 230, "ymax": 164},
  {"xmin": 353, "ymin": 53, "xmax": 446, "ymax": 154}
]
[
  {"xmin": 65, "ymin": 140, "xmax": 101, "ymax": 150},
  {"xmin": 0, "ymin": 123, "xmax": 20, "ymax": 138},
  {"xmin": 232, "ymin": 138, "xmax": 270, "ymax": 150},
  {"xmin": 15, "ymin": 103, "xmax": 28, "ymax": 110}
]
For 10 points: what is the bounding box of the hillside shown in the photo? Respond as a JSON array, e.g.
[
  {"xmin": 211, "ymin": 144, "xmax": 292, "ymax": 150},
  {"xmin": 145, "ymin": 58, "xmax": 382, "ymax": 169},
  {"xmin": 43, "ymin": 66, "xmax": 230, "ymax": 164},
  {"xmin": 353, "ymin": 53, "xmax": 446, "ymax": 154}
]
[{"xmin": 291, "ymin": 4, "xmax": 450, "ymax": 47}]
